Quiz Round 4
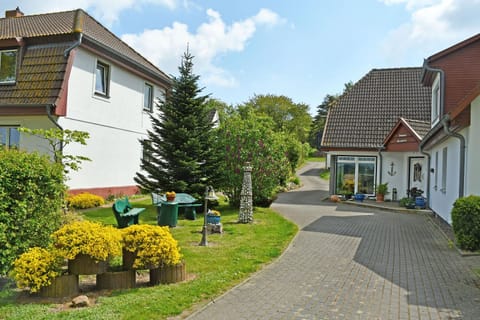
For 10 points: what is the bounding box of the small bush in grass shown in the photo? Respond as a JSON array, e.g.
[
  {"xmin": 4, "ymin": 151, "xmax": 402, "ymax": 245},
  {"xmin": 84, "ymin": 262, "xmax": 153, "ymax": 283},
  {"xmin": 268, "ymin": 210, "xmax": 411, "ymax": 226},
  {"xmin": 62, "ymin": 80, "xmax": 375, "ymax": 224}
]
[
  {"xmin": 67, "ymin": 192, "xmax": 105, "ymax": 209},
  {"xmin": 451, "ymin": 195, "xmax": 480, "ymax": 251}
]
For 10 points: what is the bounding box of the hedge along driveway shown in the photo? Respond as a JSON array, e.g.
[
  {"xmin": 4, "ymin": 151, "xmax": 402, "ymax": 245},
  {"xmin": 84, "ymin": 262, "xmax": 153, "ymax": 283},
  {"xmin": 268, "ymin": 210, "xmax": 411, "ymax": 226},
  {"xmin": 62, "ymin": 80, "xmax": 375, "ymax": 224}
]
[{"xmin": 0, "ymin": 198, "xmax": 297, "ymax": 319}]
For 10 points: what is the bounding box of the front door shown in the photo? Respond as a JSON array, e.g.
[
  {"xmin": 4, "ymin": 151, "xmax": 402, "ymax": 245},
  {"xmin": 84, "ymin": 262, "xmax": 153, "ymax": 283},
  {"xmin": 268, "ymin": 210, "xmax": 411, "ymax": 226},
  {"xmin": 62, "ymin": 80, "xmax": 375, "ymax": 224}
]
[{"xmin": 408, "ymin": 157, "xmax": 427, "ymax": 195}]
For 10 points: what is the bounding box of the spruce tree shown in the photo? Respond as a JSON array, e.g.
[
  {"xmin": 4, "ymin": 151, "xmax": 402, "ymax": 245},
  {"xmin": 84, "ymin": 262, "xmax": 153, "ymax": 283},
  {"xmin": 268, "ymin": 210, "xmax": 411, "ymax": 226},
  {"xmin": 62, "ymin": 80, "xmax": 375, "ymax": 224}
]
[{"xmin": 135, "ymin": 51, "xmax": 219, "ymax": 198}]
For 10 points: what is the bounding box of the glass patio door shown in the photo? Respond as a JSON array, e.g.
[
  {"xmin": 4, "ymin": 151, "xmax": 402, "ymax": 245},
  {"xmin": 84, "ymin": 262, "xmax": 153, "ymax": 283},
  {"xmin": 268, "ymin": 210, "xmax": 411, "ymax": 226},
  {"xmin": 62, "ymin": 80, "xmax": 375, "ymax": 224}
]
[
  {"xmin": 336, "ymin": 156, "xmax": 376, "ymax": 195},
  {"xmin": 357, "ymin": 162, "xmax": 375, "ymax": 194}
]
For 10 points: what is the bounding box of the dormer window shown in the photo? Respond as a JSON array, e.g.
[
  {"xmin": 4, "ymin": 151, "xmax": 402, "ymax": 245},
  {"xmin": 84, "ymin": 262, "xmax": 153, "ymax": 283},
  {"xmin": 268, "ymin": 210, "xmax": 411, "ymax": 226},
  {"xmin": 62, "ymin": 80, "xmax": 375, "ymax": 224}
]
[{"xmin": 0, "ymin": 49, "xmax": 17, "ymax": 84}]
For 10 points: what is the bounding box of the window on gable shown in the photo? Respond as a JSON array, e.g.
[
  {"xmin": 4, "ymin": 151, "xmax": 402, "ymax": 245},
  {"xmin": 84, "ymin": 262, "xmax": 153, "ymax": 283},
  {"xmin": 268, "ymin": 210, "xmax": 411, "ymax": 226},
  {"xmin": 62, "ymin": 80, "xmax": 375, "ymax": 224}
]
[
  {"xmin": 441, "ymin": 147, "xmax": 447, "ymax": 193},
  {"xmin": 432, "ymin": 83, "xmax": 440, "ymax": 123},
  {"xmin": 95, "ymin": 61, "xmax": 110, "ymax": 97},
  {"xmin": 0, "ymin": 126, "xmax": 20, "ymax": 149},
  {"xmin": 144, "ymin": 83, "xmax": 153, "ymax": 112},
  {"xmin": 0, "ymin": 49, "xmax": 17, "ymax": 84}
]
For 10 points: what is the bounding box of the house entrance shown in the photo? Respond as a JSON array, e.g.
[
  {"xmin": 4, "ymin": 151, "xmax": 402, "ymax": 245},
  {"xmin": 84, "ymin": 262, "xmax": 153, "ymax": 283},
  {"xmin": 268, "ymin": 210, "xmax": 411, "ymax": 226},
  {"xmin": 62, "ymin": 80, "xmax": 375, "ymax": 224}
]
[
  {"xmin": 408, "ymin": 157, "xmax": 427, "ymax": 195},
  {"xmin": 335, "ymin": 156, "xmax": 376, "ymax": 195}
]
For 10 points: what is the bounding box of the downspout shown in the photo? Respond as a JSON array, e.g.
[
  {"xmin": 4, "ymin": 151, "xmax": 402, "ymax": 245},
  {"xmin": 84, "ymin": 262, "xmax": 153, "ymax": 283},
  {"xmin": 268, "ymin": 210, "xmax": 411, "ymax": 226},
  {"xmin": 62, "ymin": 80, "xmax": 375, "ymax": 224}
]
[
  {"xmin": 423, "ymin": 59, "xmax": 445, "ymax": 116},
  {"xmin": 64, "ymin": 32, "xmax": 83, "ymax": 58},
  {"xmin": 64, "ymin": 9, "xmax": 84, "ymax": 58},
  {"xmin": 419, "ymin": 147, "xmax": 431, "ymax": 206},
  {"xmin": 442, "ymin": 115, "xmax": 465, "ymax": 198},
  {"xmin": 377, "ymin": 146, "xmax": 384, "ymax": 184}
]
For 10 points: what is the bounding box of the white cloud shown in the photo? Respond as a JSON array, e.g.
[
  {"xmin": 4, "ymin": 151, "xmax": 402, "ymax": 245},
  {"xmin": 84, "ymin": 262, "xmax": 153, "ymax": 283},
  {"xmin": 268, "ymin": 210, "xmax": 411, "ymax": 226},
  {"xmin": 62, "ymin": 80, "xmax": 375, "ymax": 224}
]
[
  {"xmin": 10, "ymin": 0, "xmax": 180, "ymax": 26},
  {"xmin": 121, "ymin": 8, "xmax": 284, "ymax": 87},
  {"xmin": 381, "ymin": 0, "xmax": 480, "ymax": 63}
]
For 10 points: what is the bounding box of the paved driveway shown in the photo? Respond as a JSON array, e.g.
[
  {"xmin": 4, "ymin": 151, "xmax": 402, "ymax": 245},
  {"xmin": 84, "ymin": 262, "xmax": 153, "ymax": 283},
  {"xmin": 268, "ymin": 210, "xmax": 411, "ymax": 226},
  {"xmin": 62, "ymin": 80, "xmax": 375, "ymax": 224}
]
[{"xmin": 188, "ymin": 162, "xmax": 480, "ymax": 319}]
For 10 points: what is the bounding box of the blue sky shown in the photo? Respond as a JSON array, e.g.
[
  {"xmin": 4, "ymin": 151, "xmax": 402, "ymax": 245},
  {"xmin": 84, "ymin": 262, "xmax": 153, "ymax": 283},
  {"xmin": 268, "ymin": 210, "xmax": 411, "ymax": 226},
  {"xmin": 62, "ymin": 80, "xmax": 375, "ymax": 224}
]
[{"xmin": 3, "ymin": 0, "xmax": 480, "ymax": 113}]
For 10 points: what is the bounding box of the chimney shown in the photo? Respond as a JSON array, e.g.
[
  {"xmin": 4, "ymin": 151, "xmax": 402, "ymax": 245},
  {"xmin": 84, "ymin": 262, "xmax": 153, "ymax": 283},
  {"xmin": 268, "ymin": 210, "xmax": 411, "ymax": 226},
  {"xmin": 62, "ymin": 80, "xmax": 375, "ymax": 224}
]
[{"xmin": 5, "ymin": 7, "xmax": 24, "ymax": 18}]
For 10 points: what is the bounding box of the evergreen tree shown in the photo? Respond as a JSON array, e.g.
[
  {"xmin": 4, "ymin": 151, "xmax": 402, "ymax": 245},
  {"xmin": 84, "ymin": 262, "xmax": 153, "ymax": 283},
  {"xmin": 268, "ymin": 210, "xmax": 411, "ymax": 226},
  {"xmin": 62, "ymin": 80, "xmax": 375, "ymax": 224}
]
[{"xmin": 135, "ymin": 51, "xmax": 219, "ymax": 198}]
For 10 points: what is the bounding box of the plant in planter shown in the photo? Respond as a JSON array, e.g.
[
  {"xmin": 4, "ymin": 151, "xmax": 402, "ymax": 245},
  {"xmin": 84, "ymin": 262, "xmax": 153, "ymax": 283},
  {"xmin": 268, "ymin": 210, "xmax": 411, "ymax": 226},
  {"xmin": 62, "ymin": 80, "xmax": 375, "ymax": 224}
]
[
  {"xmin": 51, "ymin": 221, "xmax": 122, "ymax": 274},
  {"xmin": 207, "ymin": 209, "xmax": 221, "ymax": 224},
  {"xmin": 376, "ymin": 183, "xmax": 389, "ymax": 202},
  {"xmin": 121, "ymin": 224, "xmax": 182, "ymax": 270},
  {"xmin": 399, "ymin": 197, "xmax": 415, "ymax": 209},
  {"xmin": 10, "ymin": 247, "xmax": 63, "ymax": 293},
  {"xmin": 165, "ymin": 191, "xmax": 176, "ymax": 202},
  {"xmin": 354, "ymin": 193, "xmax": 366, "ymax": 202}
]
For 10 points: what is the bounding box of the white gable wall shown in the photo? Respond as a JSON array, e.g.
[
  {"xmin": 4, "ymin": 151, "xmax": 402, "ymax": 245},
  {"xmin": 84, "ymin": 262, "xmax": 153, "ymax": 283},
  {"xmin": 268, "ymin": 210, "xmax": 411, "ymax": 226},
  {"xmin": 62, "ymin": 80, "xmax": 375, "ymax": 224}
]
[
  {"xmin": 465, "ymin": 94, "xmax": 480, "ymax": 196},
  {"xmin": 59, "ymin": 48, "xmax": 163, "ymax": 191}
]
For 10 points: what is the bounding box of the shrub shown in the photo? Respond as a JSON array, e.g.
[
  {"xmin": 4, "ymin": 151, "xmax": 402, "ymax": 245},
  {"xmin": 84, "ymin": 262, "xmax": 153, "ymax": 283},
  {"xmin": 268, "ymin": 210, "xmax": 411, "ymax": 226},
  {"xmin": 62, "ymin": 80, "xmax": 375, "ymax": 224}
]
[
  {"xmin": 121, "ymin": 224, "xmax": 182, "ymax": 268},
  {"xmin": 10, "ymin": 247, "xmax": 62, "ymax": 293},
  {"xmin": 451, "ymin": 195, "xmax": 480, "ymax": 251},
  {"xmin": 51, "ymin": 221, "xmax": 122, "ymax": 261},
  {"xmin": 67, "ymin": 192, "xmax": 105, "ymax": 209},
  {"xmin": 0, "ymin": 149, "xmax": 66, "ymax": 275}
]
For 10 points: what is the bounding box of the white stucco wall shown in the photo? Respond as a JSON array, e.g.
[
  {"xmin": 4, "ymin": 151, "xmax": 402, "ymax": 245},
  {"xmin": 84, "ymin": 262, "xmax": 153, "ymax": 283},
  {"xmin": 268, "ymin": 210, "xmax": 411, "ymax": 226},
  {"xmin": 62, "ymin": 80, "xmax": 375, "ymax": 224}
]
[
  {"xmin": 466, "ymin": 94, "xmax": 480, "ymax": 196},
  {"xmin": 59, "ymin": 48, "xmax": 164, "ymax": 190},
  {"xmin": 428, "ymin": 138, "xmax": 461, "ymax": 224},
  {"xmin": 0, "ymin": 116, "xmax": 54, "ymax": 155}
]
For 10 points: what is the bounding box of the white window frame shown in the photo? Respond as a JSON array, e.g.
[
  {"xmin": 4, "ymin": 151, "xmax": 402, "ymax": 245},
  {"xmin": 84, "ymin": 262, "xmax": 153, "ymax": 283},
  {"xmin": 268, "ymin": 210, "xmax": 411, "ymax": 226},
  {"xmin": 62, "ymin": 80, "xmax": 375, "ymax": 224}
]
[
  {"xmin": 0, "ymin": 49, "xmax": 17, "ymax": 84},
  {"xmin": 95, "ymin": 61, "xmax": 110, "ymax": 97},
  {"xmin": 0, "ymin": 126, "xmax": 20, "ymax": 149},
  {"xmin": 144, "ymin": 83, "xmax": 154, "ymax": 112}
]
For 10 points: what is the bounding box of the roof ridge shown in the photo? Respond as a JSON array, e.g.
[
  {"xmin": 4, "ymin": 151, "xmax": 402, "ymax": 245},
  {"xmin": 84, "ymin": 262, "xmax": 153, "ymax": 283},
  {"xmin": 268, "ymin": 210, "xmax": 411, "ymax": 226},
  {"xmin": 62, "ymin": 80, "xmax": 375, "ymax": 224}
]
[
  {"xmin": 371, "ymin": 67, "xmax": 423, "ymax": 71},
  {"xmin": 0, "ymin": 8, "xmax": 78, "ymax": 21}
]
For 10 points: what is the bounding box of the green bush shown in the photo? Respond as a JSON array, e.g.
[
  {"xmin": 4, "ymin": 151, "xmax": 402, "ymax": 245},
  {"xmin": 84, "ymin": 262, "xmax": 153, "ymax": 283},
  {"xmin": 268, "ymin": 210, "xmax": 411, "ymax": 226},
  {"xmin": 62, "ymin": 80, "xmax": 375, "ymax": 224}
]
[
  {"xmin": 451, "ymin": 195, "xmax": 480, "ymax": 251},
  {"xmin": 0, "ymin": 149, "xmax": 66, "ymax": 275},
  {"xmin": 67, "ymin": 192, "xmax": 105, "ymax": 209}
]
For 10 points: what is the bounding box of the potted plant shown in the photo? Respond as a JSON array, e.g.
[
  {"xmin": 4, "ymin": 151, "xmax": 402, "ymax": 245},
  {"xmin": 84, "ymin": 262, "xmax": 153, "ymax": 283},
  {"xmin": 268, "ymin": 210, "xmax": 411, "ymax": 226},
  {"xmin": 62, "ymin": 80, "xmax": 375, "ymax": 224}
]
[
  {"xmin": 51, "ymin": 221, "xmax": 122, "ymax": 275},
  {"xmin": 165, "ymin": 191, "xmax": 176, "ymax": 202},
  {"xmin": 121, "ymin": 224, "xmax": 182, "ymax": 270},
  {"xmin": 10, "ymin": 247, "xmax": 79, "ymax": 297},
  {"xmin": 376, "ymin": 183, "xmax": 389, "ymax": 202},
  {"xmin": 354, "ymin": 193, "xmax": 366, "ymax": 202},
  {"xmin": 206, "ymin": 209, "xmax": 221, "ymax": 224},
  {"xmin": 399, "ymin": 197, "xmax": 415, "ymax": 209}
]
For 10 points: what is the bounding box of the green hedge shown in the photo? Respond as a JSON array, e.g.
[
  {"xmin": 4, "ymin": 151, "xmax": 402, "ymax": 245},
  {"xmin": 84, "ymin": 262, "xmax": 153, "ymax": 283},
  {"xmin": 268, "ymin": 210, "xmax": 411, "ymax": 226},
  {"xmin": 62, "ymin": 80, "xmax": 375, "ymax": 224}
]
[
  {"xmin": 451, "ymin": 195, "xmax": 480, "ymax": 251},
  {"xmin": 0, "ymin": 149, "xmax": 66, "ymax": 275}
]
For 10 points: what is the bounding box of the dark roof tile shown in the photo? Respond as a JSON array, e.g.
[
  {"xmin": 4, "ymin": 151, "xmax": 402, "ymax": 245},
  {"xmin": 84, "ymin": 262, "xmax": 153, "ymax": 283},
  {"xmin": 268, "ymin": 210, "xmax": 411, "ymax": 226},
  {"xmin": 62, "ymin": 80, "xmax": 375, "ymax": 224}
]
[{"xmin": 321, "ymin": 68, "xmax": 431, "ymax": 149}]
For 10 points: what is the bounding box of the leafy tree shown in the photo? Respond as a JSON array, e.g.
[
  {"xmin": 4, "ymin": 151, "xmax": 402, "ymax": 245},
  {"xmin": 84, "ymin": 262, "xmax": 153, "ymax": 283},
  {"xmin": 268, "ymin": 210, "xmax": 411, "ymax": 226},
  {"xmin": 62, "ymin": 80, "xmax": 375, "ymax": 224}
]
[
  {"xmin": 240, "ymin": 94, "xmax": 312, "ymax": 143},
  {"xmin": 135, "ymin": 51, "xmax": 220, "ymax": 198},
  {"xmin": 0, "ymin": 149, "xmax": 65, "ymax": 275},
  {"xmin": 217, "ymin": 110, "xmax": 290, "ymax": 207},
  {"xmin": 18, "ymin": 127, "xmax": 90, "ymax": 173}
]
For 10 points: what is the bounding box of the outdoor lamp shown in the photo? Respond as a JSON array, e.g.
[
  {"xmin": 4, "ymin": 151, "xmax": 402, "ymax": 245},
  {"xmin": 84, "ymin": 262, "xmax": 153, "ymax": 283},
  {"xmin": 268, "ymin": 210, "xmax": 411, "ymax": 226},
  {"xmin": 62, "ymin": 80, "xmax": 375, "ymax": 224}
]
[{"xmin": 199, "ymin": 185, "xmax": 218, "ymax": 246}]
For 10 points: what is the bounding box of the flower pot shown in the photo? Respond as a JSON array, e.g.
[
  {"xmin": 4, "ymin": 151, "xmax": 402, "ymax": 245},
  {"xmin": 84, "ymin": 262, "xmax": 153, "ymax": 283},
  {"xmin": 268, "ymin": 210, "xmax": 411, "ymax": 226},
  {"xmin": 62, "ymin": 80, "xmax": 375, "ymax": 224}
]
[
  {"xmin": 97, "ymin": 269, "xmax": 136, "ymax": 290},
  {"xmin": 415, "ymin": 197, "xmax": 426, "ymax": 209},
  {"xmin": 354, "ymin": 194, "xmax": 365, "ymax": 202},
  {"xmin": 166, "ymin": 196, "xmax": 175, "ymax": 202},
  {"xmin": 150, "ymin": 262, "xmax": 186, "ymax": 285},
  {"xmin": 68, "ymin": 254, "xmax": 108, "ymax": 275},
  {"xmin": 206, "ymin": 215, "xmax": 220, "ymax": 224},
  {"xmin": 38, "ymin": 274, "xmax": 79, "ymax": 298},
  {"xmin": 376, "ymin": 194, "xmax": 385, "ymax": 202}
]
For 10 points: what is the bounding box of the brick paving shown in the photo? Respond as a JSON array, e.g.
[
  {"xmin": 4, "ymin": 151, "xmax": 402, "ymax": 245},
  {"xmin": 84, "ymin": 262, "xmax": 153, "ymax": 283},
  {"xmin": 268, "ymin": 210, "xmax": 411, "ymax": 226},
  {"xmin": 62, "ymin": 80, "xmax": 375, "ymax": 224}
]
[{"xmin": 187, "ymin": 163, "xmax": 480, "ymax": 320}]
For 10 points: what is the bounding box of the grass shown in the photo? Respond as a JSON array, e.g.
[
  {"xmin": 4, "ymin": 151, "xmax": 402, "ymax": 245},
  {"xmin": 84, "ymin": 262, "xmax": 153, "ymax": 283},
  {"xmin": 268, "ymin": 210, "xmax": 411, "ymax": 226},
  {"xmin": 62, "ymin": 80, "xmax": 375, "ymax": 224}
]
[
  {"xmin": 306, "ymin": 156, "xmax": 325, "ymax": 162},
  {"xmin": 0, "ymin": 198, "xmax": 297, "ymax": 319},
  {"xmin": 319, "ymin": 168, "xmax": 330, "ymax": 180}
]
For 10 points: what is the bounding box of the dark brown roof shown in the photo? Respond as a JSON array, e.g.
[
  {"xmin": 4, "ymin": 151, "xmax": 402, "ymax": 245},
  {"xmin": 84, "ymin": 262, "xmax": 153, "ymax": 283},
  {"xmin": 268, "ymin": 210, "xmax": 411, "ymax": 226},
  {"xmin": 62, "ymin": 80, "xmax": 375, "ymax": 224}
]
[
  {"xmin": 0, "ymin": 9, "xmax": 171, "ymax": 108},
  {"xmin": 403, "ymin": 118, "xmax": 430, "ymax": 139},
  {"xmin": 321, "ymin": 68, "xmax": 431, "ymax": 150}
]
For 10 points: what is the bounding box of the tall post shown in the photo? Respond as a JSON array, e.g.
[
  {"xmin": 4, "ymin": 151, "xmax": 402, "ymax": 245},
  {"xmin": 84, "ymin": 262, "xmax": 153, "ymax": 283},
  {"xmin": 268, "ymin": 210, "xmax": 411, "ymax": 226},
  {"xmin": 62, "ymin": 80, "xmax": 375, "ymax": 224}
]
[
  {"xmin": 199, "ymin": 187, "xmax": 209, "ymax": 246},
  {"xmin": 238, "ymin": 162, "xmax": 253, "ymax": 223}
]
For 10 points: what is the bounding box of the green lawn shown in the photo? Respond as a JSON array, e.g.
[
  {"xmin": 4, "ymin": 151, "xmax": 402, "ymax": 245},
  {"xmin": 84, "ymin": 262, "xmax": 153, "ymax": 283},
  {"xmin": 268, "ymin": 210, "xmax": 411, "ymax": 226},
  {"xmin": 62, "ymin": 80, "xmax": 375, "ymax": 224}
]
[{"xmin": 0, "ymin": 198, "xmax": 297, "ymax": 319}]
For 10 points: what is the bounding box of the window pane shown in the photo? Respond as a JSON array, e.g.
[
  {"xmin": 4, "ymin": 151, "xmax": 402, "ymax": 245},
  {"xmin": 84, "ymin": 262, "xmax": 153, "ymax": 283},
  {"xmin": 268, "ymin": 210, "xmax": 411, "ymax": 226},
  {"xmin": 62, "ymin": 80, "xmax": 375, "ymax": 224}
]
[
  {"xmin": 9, "ymin": 128, "xmax": 20, "ymax": 148},
  {"xmin": 0, "ymin": 50, "xmax": 17, "ymax": 83},
  {"xmin": 95, "ymin": 64, "xmax": 106, "ymax": 94},
  {"xmin": 336, "ymin": 162, "xmax": 355, "ymax": 194},
  {"xmin": 144, "ymin": 84, "xmax": 153, "ymax": 111},
  {"xmin": 0, "ymin": 127, "xmax": 6, "ymax": 147},
  {"xmin": 357, "ymin": 162, "xmax": 375, "ymax": 194}
]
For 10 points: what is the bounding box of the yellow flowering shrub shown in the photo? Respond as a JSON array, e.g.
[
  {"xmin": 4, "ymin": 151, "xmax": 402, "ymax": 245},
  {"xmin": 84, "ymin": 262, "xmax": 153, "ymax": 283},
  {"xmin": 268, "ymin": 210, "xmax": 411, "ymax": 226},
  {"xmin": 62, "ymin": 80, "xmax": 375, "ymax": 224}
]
[
  {"xmin": 10, "ymin": 247, "xmax": 62, "ymax": 293},
  {"xmin": 122, "ymin": 225, "xmax": 182, "ymax": 268},
  {"xmin": 67, "ymin": 192, "xmax": 105, "ymax": 209},
  {"xmin": 51, "ymin": 221, "xmax": 122, "ymax": 261}
]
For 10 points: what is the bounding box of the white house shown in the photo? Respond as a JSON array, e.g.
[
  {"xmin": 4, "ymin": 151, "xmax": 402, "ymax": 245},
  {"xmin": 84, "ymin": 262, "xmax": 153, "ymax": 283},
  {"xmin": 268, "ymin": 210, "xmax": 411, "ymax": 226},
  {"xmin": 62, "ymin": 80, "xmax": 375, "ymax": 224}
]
[
  {"xmin": 420, "ymin": 33, "xmax": 480, "ymax": 224},
  {"xmin": 321, "ymin": 68, "xmax": 431, "ymax": 200},
  {"xmin": 0, "ymin": 8, "xmax": 171, "ymax": 198}
]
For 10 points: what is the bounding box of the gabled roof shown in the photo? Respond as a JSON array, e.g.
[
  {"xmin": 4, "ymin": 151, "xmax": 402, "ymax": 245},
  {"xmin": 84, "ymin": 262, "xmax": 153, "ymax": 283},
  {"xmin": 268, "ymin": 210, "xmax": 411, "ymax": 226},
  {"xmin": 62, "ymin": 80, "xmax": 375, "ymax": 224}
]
[
  {"xmin": 0, "ymin": 9, "xmax": 170, "ymax": 82},
  {"xmin": 382, "ymin": 117, "xmax": 430, "ymax": 152},
  {"xmin": 321, "ymin": 68, "xmax": 431, "ymax": 150},
  {"xmin": 0, "ymin": 8, "xmax": 171, "ymax": 111}
]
